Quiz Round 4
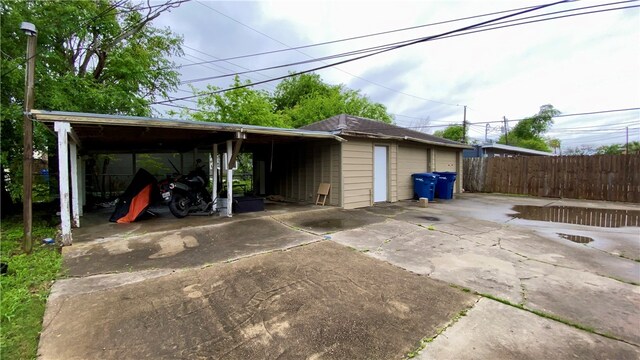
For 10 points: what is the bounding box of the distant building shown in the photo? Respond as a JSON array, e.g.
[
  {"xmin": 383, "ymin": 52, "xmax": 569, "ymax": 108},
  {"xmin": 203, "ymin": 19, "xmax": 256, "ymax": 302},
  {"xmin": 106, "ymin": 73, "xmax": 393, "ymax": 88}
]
[{"xmin": 463, "ymin": 143, "xmax": 554, "ymax": 158}]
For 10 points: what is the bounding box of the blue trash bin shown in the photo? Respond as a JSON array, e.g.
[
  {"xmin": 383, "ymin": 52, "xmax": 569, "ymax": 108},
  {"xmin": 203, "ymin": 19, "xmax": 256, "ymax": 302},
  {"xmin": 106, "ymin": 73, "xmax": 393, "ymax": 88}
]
[
  {"xmin": 433, "ymin": 171, "xmax": 457, "ymax": 200},
  {"xmin": 412, "ymin": 173, "xmax": 437, "ymax": 201}
]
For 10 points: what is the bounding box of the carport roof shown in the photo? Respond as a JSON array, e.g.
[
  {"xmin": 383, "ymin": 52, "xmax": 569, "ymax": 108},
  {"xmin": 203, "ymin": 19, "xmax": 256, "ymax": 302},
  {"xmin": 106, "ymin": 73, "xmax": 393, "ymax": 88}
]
[
  {"xmin": 302, "ymin": 114, "xmax": 473, "ymax": 149},
  {"xmin": 31, "ymin": 110, "xmax": 344, "ymax": 153}
]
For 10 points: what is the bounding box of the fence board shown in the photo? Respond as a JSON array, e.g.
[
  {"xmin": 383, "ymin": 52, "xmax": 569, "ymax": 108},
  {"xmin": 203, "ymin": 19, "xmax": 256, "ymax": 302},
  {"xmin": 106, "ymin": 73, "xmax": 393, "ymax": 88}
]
[{"xmin": 463, "ymin": 154, "xmax": 640, "ymax": 203}]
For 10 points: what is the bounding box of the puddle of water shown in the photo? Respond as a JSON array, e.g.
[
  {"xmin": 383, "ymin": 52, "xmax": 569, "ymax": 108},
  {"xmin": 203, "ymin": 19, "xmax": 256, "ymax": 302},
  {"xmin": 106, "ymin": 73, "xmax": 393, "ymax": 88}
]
[
  {"xmin": 557, "ymin": 233, "xmax": 594, "ymax": 244},
  {"xmin": 423, "ymin": 216, "xmax": 440, "ymax": 221},
  {"xmin": 510, "ymin": 205, "xmax": 640, "ymax": 228}
]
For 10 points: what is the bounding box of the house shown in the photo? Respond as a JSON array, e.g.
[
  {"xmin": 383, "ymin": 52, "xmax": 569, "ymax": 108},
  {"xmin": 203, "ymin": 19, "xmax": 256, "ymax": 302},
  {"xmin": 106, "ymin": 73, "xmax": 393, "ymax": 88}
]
[
  {"xmin": 30, "ymin": 110, "xmax": 470, "ymax": 244},
  {"xmin": 463, "ymin": 143, "xmax": 554, "ymax": 158}
]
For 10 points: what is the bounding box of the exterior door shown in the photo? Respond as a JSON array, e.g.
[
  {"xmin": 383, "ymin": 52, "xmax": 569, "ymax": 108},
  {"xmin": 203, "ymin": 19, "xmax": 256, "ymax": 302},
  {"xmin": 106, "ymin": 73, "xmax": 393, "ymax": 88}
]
[{"xmin": 373, "ymin": 146, "xmax": 388, "ymax": 202}]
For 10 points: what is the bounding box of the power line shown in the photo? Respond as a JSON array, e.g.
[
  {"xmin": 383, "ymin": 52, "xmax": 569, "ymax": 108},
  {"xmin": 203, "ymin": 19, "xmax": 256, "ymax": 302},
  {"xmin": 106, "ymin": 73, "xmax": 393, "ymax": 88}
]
[
  {"xmin": 179, "ymin": 1, "xmax": 635, "ymax": 75},
  {"xmin": 179, "ymin": 2, "xmax": 638, "ymax": 86},
  {"xmin": 166, "ymin": 2, "xmax": 639, "ymax": 106},
  {"xmin": 153, "ymin": 0, "xmax": 572, "ymax": 105},
  {"xmin": 180, "ymin": 1, "xmax": 623, "ymax": 70},
  {"xmin": 469, "ymin": 107, "xmax": 640, "ymax": 125}
]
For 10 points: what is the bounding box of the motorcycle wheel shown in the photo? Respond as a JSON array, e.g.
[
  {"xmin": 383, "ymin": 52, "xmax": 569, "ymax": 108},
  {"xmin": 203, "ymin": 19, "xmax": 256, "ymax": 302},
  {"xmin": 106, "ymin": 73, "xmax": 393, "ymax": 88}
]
[{"xmin": 169, "ymin": 192, "xmax": 190, "ymax": 218}]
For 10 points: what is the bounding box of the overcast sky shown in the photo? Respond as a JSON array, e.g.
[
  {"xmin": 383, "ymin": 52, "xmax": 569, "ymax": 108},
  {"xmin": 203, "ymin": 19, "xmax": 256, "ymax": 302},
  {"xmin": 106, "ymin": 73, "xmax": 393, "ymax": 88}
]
[{"xmin": 153, "ymin": 0, "xmax": 640, "ymax": 149}]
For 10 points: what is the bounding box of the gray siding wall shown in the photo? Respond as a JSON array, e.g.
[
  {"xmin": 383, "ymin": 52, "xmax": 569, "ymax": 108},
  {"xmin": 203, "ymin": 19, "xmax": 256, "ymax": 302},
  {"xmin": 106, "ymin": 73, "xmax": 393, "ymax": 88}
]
[{"xmin": 271, "ymin": 140, "xmax": 341, "ymax": 206}]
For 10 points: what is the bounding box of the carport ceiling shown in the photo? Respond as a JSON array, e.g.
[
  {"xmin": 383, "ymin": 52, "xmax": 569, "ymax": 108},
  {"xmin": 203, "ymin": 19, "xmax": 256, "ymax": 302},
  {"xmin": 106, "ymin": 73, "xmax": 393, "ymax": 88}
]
[{"xmin": 31, "ymin": 110, "xmax": 343, "ymax": 154}]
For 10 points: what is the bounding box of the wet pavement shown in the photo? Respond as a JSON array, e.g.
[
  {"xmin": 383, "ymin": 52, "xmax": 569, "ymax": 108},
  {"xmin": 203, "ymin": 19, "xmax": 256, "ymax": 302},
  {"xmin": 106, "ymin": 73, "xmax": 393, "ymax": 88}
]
[
  {"xmin": 40, "ymin": 193, "xmax": 640, "ymax": 359},
  {"xmin": 510, "ymin": 204, "xmax": 640, "ymax": 227}
]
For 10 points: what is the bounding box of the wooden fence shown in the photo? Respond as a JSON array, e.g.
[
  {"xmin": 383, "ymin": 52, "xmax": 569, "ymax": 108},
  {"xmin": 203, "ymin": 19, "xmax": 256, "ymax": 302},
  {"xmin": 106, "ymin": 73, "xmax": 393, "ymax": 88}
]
[{"xmin": 463, "ymin": 154, "xmax": 640, "ymax": 203}]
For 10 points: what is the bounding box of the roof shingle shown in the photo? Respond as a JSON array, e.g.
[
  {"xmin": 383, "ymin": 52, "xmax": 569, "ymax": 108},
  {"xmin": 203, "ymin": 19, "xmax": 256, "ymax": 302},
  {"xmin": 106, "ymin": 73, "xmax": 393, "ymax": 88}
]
[{"xmin": 301, "ymin": 114, "xmax": 467, "ymax": 147}]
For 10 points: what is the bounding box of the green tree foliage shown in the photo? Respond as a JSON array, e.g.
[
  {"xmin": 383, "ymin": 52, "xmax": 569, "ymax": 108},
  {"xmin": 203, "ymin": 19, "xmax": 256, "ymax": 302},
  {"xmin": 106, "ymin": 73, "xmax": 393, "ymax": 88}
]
[
  {"xmin": 433, "ymin": 125, "xmax": 465, "ymax": 142},
  {"xmin": 1, "ymin": 0, "xmax": 184, "ymax": 200},
  {"xmin": 596, "ymin": 144, "xmax": 623, "ymax": 155},
  {"xmin": 498, "ymin": 105, "xmax": 559, "ymax": 152},
  {"xmin": 181, "ymin": 77, "xmax": 287, "ymax": 127},
  {"xmin": 275, "ymin": 74, "xmax": 393, "ymax": 128},
  {"xmin": 183, "ymin": 73, "xmax": 394, "ymax": 129},
  {"xmin": 548, "ymin": 138, "xmax": 561, "ymax": 154}
]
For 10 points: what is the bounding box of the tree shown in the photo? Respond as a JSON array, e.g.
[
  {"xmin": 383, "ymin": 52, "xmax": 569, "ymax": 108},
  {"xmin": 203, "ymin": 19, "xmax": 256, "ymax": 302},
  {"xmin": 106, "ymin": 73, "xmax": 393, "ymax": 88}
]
[
  {"xmin": 498, "ymin": 105, "xmax": 559, "ymax": 152},
  {"xmin": 177, "ymin": 77, "xmax": 287, "ymax": 127},
  {"xmin": 1, "ymin": 0, "xmax": 184, "ymax": 201},
  {"xmin": 548, "ymin": 138, "xmax": 561, "ymax": 155},
  {"xmin": 596, "ymin": 144, "xmax": 623, "ymax": 155},
  {"xmin": 181, "ymin": 73, "xmax": 394, "ymax": 129},
  {"xmin": 627, "ymin": 141, "xmax": 640, "ymax": 154},
  {"xmin": 273, "ymin": 73, "xmax": 393, "ymax": 128},
  {"xmin": 433, "ymin": 125, "xmax": 465, "ymax": 142}
]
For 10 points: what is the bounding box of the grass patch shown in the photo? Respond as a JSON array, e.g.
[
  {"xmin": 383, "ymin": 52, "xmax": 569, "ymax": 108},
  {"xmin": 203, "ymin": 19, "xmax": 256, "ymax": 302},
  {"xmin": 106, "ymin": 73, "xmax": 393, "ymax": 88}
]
[{"xmin": 1, "ymin": 216, "xmax": 62, "ymax": 360}]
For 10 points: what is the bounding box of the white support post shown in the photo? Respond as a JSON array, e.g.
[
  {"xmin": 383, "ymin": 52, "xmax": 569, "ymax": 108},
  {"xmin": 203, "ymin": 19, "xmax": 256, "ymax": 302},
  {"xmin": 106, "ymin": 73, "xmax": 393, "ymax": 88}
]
[
  {"xmin": 54, "ymin": 122, "xmax": 72, "ymax": 245},
  {"xmin": 226, "ymin": 140, "xmax": 233, "ymax": 217},
  {"xmin": 79, "ymin": 156, "xmax": 85, "ymax": 215},
  {"xmin": 212, "ymin": 144, "xmax": 218, "ymax": 206},
  {"xmin": 69, "ymin": 141, "xmax": 80, "ymax": 228}
]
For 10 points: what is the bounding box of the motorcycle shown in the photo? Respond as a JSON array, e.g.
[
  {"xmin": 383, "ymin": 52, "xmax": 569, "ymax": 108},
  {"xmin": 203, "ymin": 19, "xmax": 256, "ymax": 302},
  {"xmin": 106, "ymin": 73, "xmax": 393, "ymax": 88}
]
[{"xmin": 166, "ymin": 159, "xmax": 217, "ymax": 218}]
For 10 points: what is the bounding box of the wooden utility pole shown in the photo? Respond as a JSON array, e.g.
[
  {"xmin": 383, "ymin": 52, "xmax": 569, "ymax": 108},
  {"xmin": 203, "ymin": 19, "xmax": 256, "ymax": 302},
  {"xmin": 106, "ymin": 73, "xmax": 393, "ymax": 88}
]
[
  {"xmin": 462, "ymin": 105, "xmax": 467, "ymax": 143},
  {"xmin": 503, "ymin": 116, "xmax": 509, "ymax": 145},
  {"xmin": 22, "ymin": 22, "xmax": 37, "ymax": 254}
]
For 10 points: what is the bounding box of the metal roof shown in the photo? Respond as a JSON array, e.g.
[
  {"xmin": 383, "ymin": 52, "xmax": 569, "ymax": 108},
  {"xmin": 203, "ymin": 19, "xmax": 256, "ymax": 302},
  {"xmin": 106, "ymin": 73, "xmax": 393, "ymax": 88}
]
[
  {"xmin": 482, "ymin": 143, "xmax": 555, "ymax": 156},
  {"xmin": 30, "ymin": 110, "xmax": 344, "ymax": 153},
  {"xmin": 301, "ymin": 114, "xmax": 472, "ymax": 149}
]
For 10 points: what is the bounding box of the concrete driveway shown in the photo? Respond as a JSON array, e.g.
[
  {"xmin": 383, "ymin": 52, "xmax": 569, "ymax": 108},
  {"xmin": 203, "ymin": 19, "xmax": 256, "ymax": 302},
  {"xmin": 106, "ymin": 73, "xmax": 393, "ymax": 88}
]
[{"xmin": 39, "ymin": 194, "xmax": 640, "ymax": 359}]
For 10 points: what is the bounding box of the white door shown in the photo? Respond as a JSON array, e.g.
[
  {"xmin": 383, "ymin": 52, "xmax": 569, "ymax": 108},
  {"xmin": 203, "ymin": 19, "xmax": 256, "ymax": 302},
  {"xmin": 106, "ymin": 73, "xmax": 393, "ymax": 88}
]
[{"xmin": 373, "ymin": 146, "xmax": 388, "ymax": 202}]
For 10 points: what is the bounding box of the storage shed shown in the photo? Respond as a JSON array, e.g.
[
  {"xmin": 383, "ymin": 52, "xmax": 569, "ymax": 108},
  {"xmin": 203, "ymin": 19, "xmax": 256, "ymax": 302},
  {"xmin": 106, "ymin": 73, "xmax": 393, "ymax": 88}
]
[{"xmin": 301, "ymin": 114, "xmax": 472, "ymax": 209}]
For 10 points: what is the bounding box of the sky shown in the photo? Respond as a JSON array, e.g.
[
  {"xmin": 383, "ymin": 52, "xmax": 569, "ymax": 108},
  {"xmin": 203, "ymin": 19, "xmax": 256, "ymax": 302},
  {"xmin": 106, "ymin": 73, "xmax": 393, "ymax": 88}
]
[{"xmin": 152, "ymin": 0, "xmax": 640, "ymax": 150}]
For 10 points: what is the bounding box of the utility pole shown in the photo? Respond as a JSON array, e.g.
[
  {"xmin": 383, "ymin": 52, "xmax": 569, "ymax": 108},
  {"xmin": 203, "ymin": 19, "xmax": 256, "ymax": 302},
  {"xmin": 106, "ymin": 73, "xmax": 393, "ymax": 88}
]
[
  {"xmin": 626, "ymin": 127, "xmax": 629, "ymax": 154},
  {"xmin": 485, "ymin": 123, "xmax": 490, "ymax": 143},
  {"xmin": 21, "ymin": 22, "xmax": 37, "ymax": 254},
  {"xmin": 503, "ymin": 116, "xmax": 509, "ymax": 145},
  {"xmin": 462, "ymin": 105, "xmax": 467, "ymax": 143}
]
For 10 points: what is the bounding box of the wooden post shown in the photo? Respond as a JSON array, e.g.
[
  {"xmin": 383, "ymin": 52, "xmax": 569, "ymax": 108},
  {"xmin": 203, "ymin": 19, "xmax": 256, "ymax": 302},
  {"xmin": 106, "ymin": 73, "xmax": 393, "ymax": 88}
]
[
  {"xmin": 22, "ymin": 25, "xmax": 37, "ymax": 253},
  {"xmin": 226, "ymin": 140, "xmax": 233, "ymax": 217},
  {"xmin": 69, "ymin": 141, "xmax": 80, "ymax": 228},
  {"xmin": 54, "ymin": 122, "xmax": 72, "ymax": 245}
]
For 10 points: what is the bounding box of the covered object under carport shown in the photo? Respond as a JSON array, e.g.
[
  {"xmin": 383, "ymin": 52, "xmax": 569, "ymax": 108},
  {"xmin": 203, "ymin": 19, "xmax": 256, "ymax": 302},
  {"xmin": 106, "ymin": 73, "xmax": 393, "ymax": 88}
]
[{"xmin": 31, "ymin": 110, "xmax": 344, "ymax": 245}]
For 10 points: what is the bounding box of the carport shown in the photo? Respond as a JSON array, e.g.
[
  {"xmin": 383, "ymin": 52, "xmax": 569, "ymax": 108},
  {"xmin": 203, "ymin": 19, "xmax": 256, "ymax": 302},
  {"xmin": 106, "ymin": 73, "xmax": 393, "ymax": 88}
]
[{"xmin": 31, "ymin": 110, "xmax": 344, "ymax": 245}]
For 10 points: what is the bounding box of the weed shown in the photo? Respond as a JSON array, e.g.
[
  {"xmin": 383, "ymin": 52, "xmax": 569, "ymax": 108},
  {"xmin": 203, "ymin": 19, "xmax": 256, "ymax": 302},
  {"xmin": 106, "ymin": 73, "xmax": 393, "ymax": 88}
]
[
  {"xmin": 427, "ymin": 225, "xmax": 435, "ymax": 231},
  {"xmin": 404, "ymin": 306, "xmax": 474, "ymax": 359}
]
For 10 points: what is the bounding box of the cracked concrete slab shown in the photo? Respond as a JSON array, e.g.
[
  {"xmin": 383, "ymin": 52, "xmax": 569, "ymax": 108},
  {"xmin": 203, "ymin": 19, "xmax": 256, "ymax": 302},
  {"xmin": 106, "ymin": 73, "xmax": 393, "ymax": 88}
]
[
  {"xmin": 418, "ymin": 298, "xmax": 640, "ymax": 360},
  {"xmin": 63, "ymin": 217, "xmax": 319, "ymax": 276},
  {"xmin": 40, "ymin": 194, "xmax": 639, "ymax": 359},
  {"xmin": 39, "ymin": 241, "xmax": 476, "ymax": 360},
  {"xmin": 332, "ymin": 195, "xmax": 640, "ymax": 348}
]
